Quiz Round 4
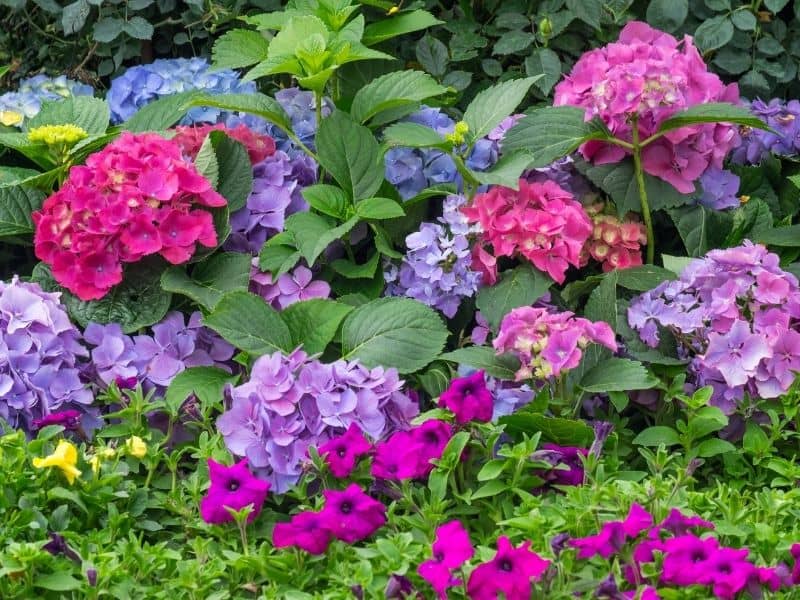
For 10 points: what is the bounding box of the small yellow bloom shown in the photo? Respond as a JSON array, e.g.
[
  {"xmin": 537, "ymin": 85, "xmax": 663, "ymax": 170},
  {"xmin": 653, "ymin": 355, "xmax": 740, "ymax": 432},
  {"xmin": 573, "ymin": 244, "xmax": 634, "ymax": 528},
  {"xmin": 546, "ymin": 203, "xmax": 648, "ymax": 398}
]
[
  {"xmin": 387, "ymin": 5, "xmax": 399, "ymax": 15},
  {"xmin": 27, "ymin": 124, "xmax": 88, "ymax": 146},
  {"xmin": 88, "ymin": 454, "xmax": 101, "ymax": 475},
  {"xmin": 100, "ymin": 447, "xmax": 116, "ymax": 459},
  {"xmin": 0, "ymin": 110, "xmax": 23, "ymax": 127},
  {"xmin": 740, "ymin": 195, "xmax": 751, "ymax": 205},
  {"xmin": 125, "ymin": 436, "xmax": 147, "ymax": 459},
  {"xmin": 33, "ymin": 440, "xmax": 81, "ymax": 485},
  {"xmin": 445, "ymin": 120, "xmax": 470, "ymax": 145}
]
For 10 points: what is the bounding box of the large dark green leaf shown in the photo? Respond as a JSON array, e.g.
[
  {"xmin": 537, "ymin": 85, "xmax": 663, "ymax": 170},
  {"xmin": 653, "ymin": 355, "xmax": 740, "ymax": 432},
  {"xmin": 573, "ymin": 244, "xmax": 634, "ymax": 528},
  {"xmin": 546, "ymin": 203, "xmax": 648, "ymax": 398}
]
[
  {"xmin": 475, "ymin": 264, "xmax": 552, "ymax": 331},
  {"xmin": 203, "ymin": 291, "xmax": 293, "ymax": 356},
  {"xmin": 160, "ymin": 252, "xmax": 252, "ymax": 311}
]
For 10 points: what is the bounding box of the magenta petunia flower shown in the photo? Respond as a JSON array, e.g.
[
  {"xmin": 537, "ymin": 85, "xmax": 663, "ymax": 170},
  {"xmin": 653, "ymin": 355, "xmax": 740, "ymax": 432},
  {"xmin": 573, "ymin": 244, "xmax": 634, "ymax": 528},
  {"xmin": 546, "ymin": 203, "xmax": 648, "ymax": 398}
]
[
  {"xmin": 658, "ymin": 508, "xmax": 714, "ymax": 537},
  {"xmin": 570, "ymin": 504, "xmax": 653, "ymax": 559},
  {"xmin": 272, "ymin": 510, "xmax": 332, "ymax": 555},
  {"xmin": 466, "ymin": 536, "xmax": 550, "ymax": 600},
  {"xmin": 32, "ymin": 410, "xmax": 82, "ymax": 431},
  {"xmin": 371, "ymin": 431, "xmax": 425, "ymax": 480},
  {"xmin": 439, "ymin": 370, "xmax": 493, "ymax": 423},
  {"xmin": 418, "ymin": 521, "xmax": 474, "ymax": 599},
  {"xmin": 531, "ymin": 443, "xmax": 587, "ymax": 488},
  {"xmin": 199, "ymin": 458, "xmax": 270, "ymax": 525},
  {"xmin": 318, "ymin": 484, "xmax": 386, "ymax": 544},
  {"xmin": 317, "ymin": 423, "xmax": 372, "ymax": 478}
]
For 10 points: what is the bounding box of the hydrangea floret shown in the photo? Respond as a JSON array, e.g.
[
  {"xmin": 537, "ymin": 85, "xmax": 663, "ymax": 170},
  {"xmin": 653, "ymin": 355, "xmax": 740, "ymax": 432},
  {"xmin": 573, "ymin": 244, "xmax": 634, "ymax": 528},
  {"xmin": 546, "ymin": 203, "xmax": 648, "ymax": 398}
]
[{"xmin": 0, "ymin": 74, "xmax": 93, "ymax": 127}]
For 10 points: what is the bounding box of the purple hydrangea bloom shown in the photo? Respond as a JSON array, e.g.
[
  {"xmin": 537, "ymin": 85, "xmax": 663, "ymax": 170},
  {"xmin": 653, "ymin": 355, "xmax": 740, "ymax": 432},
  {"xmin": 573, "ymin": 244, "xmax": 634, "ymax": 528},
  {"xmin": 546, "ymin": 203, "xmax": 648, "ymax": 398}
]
[
  {"xmin": 0, "ymin": 277, "xmax": 93, "ymax": 435},
  {"xmin": 84, "ymin": 311, "xmax": 234, "ymax": 396},
  {"xmin": 0, "ymin": 74, "xmax": 93, "ymax": 127},
  {"xmin": 384, "ymin": 195, "xmax": 482, "ymax": 318},
  {"xmin": 525, "ymin": 155, "xmax": 594, "ymax": 199},
  {"xmin": 731, "ymin": 98, "xmax": 800, "ymax": 164},
  {"xmin": 224, "ymin": 150, "xmax": 317, "ymax": 254},
  {"xmin": 108, "ymin": 58, "xmax": 256, "ymax": 124},
  {"xmin": 628, "ymin": 241, "xmax": 800, "ymax": 412},
  {"xmin": 250, "ymin": 261, "xmax": 331, "ymax": 310},
  {"xmin": 217, "ymin": 349, "xmax": 419, "ymax": 492},
  {"xmin": 696, "ymin": 167, "xmax": 741, "ymax": 210}
]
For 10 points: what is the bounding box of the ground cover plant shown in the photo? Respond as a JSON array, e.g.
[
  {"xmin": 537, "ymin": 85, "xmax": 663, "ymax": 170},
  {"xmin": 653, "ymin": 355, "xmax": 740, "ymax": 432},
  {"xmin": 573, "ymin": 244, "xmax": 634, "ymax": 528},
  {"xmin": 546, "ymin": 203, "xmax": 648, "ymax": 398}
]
[{"xmin": 5, "ymin": 1, "xmax": 800, "ymax": 598}]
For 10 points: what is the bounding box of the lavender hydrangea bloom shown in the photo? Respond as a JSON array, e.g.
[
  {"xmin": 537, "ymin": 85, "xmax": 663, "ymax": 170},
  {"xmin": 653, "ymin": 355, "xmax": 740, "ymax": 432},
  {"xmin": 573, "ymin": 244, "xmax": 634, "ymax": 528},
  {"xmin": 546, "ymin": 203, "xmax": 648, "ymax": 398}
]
[
  {"xmin": 225, "ymin": 88, "xmax": 333, "ymax": 156},
  {"xmin": 250, "ymin": 261, "xmax": 331, "ymax": 309},
  {"xmin": 731, "ymin": 98, "xmax": 800, "ymax": 164},
  {"xmin": 108, "ymin": 58, "xmax": 256, "ymax": 124},
  {"xmin": 384, "ymin": 195, "xmax": 482, "ymax": 318},
  {"xmin": 628, "ymin": 241, "xmax": 800, "ymax": 412},
  {"xmin": 84, "ymin": 311, "xmax": 234, "ymax": 395},
  {"xmin": 0, "ymin": 277, "xmax": 93, "ymax": 434},
  {"xmin": 0, "ymin": 74, "xmax": 93, "ymax": 127},
  {"xmin": 696, "ymin": 167, "xmax": 741, "ymax": 210},
  {"xmin": 217, "ymin": 349, "xmax": 418, "ymax": 492},
  {"xmin": 224, "ymin": 150, "xmax": 317, "ymax": 254},
  {"xmin": 525, "ymin": 155, "xmax": 594, "ymax": 199}
]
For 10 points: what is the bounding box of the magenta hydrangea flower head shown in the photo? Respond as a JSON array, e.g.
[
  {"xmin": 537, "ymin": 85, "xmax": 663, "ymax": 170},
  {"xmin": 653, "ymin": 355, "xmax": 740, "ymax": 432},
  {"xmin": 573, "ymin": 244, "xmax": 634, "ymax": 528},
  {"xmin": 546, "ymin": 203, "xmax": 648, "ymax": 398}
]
[
  {"xmin": 418, "ymin": 521, "xmax": 474, "ymax": 599},
  {"xmin": 199, "ymin": 458, "xmax": 270, "ymax": 525},
  {"xmin": 317, "ymin": 423, "xmax": 372, "ymax": 478},
  {"xmin": 462, "ymin": 179, "xmax": 592, "ymax": 284},
  {"xmin": 494, "ymin": 306, "xmax": 617, "ymax": 381},
  {"xmin": 272, "ymin": 510, "xmax": 332, "ymax": 555},
  {"xmin": 439, "ymin": 370, "xmax": 493, "ymax": 423},
  {"xmin": 318, "ymin": 483, "xmax": 386, "ymax": 544},
  {"xmin": 570, "ymin": 504, "xmax": 653, "ymax": 559},
  {"xmin": 554, "ymin": 21, "xmax": 740, "ymax": 193},
  {"xmin": 466, "ymin": 536, "xmax": 550, "ymax": 600}
]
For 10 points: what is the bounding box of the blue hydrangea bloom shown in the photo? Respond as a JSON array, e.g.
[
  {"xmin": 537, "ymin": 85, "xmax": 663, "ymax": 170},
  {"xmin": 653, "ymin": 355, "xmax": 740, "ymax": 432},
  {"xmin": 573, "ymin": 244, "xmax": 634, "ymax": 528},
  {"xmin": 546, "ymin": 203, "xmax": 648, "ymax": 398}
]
[
  {"xmin": 0, "ymin": 74, "xmax": 94, "ymax": 127},
  {"xmin": 696, "ymin": 167, "xmax": 741, "ymax": 211}
]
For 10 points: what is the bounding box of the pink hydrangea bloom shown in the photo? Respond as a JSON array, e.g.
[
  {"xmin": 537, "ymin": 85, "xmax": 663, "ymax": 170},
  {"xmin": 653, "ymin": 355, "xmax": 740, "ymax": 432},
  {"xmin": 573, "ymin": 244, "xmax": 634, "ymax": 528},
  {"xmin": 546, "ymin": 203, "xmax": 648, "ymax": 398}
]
[
  {"xmin": 418, "ymin": 521, "xmax": 474, "ymax": 599},
  {"xmin": 494, "ymin": 306, "xmax": 617, "ymax": 381},
  {"xmin": 554, "ymin": 21, "xmax": 741, "ymax": 193},
  {"xmin": 461, "ymin": 179, "xmax": 592, "ymax": 284},
  {"xmin": 33, "ymin": 132, "xmax": 225, "ymax": 300},
  {"xmin": 317, "ymin": 423, "xmax": 372, "ymax": 478},
  {"xmin": 580, "ymin": 204, "xmax": 647, "ymax": 272},
  {"xmin": 199, "ymin": 458, "xmax": 270, "ymax": 525},
  {"xmin": 466, "ymin": 536, "xmax": 550, "ymax": 600},
  {"xmin": 170, "ymin": 123, "xmax": 276, "ymax": 165}
]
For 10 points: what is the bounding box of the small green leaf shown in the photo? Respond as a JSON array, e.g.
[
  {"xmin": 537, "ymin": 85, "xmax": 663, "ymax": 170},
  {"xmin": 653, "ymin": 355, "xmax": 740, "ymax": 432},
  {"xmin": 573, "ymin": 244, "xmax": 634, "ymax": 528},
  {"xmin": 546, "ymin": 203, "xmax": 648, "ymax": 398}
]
[
  {"xmin": 28, "ymin": 96, "xmax": 109, "ymax": 135},
  {"xmin": 656, "ymin": 103, "xmax": 771, "ymax": 134},
  {"xmin": 160, "ymin": 252, "xmax": 252, "ymax": 311},
  {"xmin": 463, "ymin": 77, "xmax": 539, "ymax": 143},
  {"xmin": 165, "ymin": 367, "xmax": 238, "ymax": 414},
  {"xmin": 121, "ymin": 91, "xmax": 202, "ymax": 132},
  {"xmin": 696, "ymin": 438, "xmax": 736, "ymax": 458},
  {"xmin": 331, "ymin": 253, "xmax": 380, "ymax": 279},
  {"xmin": 285, "ymin": 212, "xmax": 359, "ymax": 266},
  {"xmin": 471, "ymin": 152, "xmax": 533, "ymax": 188},
  {"xmin": 471, "ymin": 479, "xmax": 508, "ymax": 500},
  {"xmin": 693, "ymin": 16, "xmax": 735, "ymax": 51},
  {"xmin": 524, "ymin": 48, "xmax": 562, "ymax": 95},
  {"xmin": 439, "ymin": 346, "xmax": 520, "ymax": 380},
  {"xmin": 355, "ymin": 196, "xmax": 405, "ymax": 219},
  {"xmin": 632, "ymin": 426, "xmax": 680, "ymax": 447},
  {"xmin": 381, "ymin": 122, "xmax": 450, "ymax": 150},
  {"xmin": 35, "ymin": 572, "xmax": 83, "ymax": 592},
  {"xmin": 580, "ymin": 358, "xmax": 658, "ymax": 393},
  {"xmin": 181, "ymin": 93, "xmax": 292, "ymax": 136},
  {"xmin": 302, "ymin": 184, "xmax": 349, "ymax": 219},
  {"xmin": 212, "ymin": 29, "xmax": 270, "ymax": 70},
  {"xmin": 475, "ymin": 264, "xmax": 552, "ymax": 331},
  {"xmin": 362, "ymin": 10, "xmax": 443, "ymax": 46},
  {"xmin": 350, "ymin": 70, "xmax": 447, "ymax": 124},
  {"xmin": 646, "ymin": 0, "xmax": 688, "ymax": 32},
  {"xmin": 500, "ymin": 413, "xmax": 594, "ymax": 446},
  {"xmin": 0, "ymin": 186, "xmax": 44, "ymax": 237},
  {"xmin": 281, "ymin": 299, "xmax": 353, "ymax": 355}
]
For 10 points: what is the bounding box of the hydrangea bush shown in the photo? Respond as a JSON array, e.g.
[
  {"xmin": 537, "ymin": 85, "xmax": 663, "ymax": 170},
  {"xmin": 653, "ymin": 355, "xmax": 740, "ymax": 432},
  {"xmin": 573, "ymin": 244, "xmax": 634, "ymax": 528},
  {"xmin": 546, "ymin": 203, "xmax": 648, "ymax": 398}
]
[{"xmin": 4, "ymin": 4, "xmax": 800, "ymax": 599}]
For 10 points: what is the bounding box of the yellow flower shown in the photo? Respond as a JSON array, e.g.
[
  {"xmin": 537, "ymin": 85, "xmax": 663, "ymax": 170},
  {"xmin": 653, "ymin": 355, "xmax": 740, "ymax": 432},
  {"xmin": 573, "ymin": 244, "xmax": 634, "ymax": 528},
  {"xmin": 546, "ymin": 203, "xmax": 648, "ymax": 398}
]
[
  {"xmin": 100, "ymin": 447, "xmax": 116, "ymax": 459},
  {"xmin": 125, "ymin": 436, "xmax": 147, "ymax": 459},
  {"xmin": 445, "ymin": 120, "xmax": 470, "ymax": 145},
  {"xmin": 0, "ymin": 110, "xmax": 23, "ymax": 127},
  {"xmin": 88, "ymin": 454, "xmax": 101, "ymax": 475},
  {"xmin": 27, "ymin": 124, "xmax": 88, "ymax": 146},
  {"xmin": 386, "ymin": 5, "xmax": 399, "ymax": 15},
  {"xmin": 32, "ymin": 440, "xmax": 81, "ymax": 485}
]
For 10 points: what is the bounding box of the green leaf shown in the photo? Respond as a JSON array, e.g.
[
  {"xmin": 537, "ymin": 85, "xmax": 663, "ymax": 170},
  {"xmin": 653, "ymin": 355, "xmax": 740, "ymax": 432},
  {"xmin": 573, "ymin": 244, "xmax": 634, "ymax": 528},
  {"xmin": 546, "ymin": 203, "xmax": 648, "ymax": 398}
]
[
  {"xmin": 580, "ymin": 358, "xmax": 658, "ymax": 393},
  {"xmin": 181, "ymin": 93, "xmax": 292, "ymax": 135},
  {"xmin": 302, "ymin": 184, "xmax": 349, "ymax": 219},
  {"xmin": 580, "ymin": 159, "xmax": 690, "ymax": 215},
  {"xmin": 657, "ymin": 103, "xmax": 771, "ymax": 134},
  {"xmin": 165, "ymin": 367, "xmax": 237, "ymax": 415},
  {"xmin": 524, "ymin": 48, "xmax": 562, "ymax": 95},
  {"xmin": 566, "ymin": 0, "xmax": 602, "ymax": 28},
  {"xmin": 121, "ymin": 91, "xmax": 202, "ymax": 132},
  {"xmin": 31, "ymin": 260, "xmax": 171, "ymax": 333},
  {"xmin": 754, "ymin": 224, "xmax": 800, "ymax": 247},
  {"xmin": 285, "ymin": 212, "xmax": 359, "ymax": 266},
  {"xmin": 269, "ymin": 15, "xmax": 329, "ymax": 58},
  {"xmin": 362, "ymin": 9, "xmax": 443, "ymax": 46},
  {"xmin": 204, "ymin": 291, "xmax": 293, "ymax": 356},
  {"xmin": 475, "ymin": 264, "xmax": 552, "ymax": 331},
  {"xmin": 493, "ymin": 30, "xmax": 533, "ymax": 55},
  {"xmin": 206, "ymin": 131, "xmax": 253, "ymax": 211},
  {"xmin": 355, "ymin": 196, "xmax": 405, "ymax": 219},
  {"xmin": 471, "ymin": 152, "xmax": 533, "ymax": 189},
  {"xmin": 61, "ymin": 0, "xmax": 89, "ymax": 34},
  {"xmin": 416, "ymin": 35, "xmax": 448, "ymax": 77},
  {"xmin": 669, "ymin": 205, "xmax": 733, "ymax": 256},
  {"xmin": 331, "ymin": 252, "xmax": 380, "ymax": 279},
  {"xmin": 35, "ymin": 572, "xmax": 83, "ymax": 592},
  {"xmin": 212, "ymin": 29, "xmax": 270, "ymax": 70},
  {"xmin": 743, "ymin": 422, "xmax": 771, "ymax": 456},
  {"xmin": 28, "ymin": 96, "xmax": 109, "ymax": 135},
  {"xmin": 471, "ymin": 479, "xmax": 508, "ymax": 500},
  {"xmin": 341, "ymin": 297, "xmax": 448, "ymax": 373},
  {"xmin": 316, "ymin": 111, "xmax": 384, "ymax": 201},
  {"xmin": 646, "ymin": 0, "xmax": 688, "ymax": 32},
  {"xmin": 123, "ymin": 16, "xmax": 154, "ymax": 40},
  {"xmin": 381, "ymin": 122, "xmax": 450, "ymax": 150},
  {"xmin": 477, "ymin": 459, "xmax": 507, "ymax": 481},
  {"xmin": 503, "ymin": 107, "xmax": 607, "ymax": 168},
  {"xmin": 463, "ymin": 77, "xmax": 538, "ymax": 143},
  {"xmin": 259, "ymin": 244, "xmax": 301, "ymax": 275},
  {"xmin": 282, "ymin": 299, "xmax": 354, "ymax": 355},
  {"xmin": 350, "ymin": 70, "xmax": 447, "ymax": 125},
  {"xmin": 614, "ymin": 265, "xmax": 677, "ymax": 291},
  {"xmin": 765, "ymin": 0, "xmax": 790, "ymax": 10},
  {"xmin": 661, "ymin": 253, "xmax": 693, "ymax": 276},
  {"xmin": 160, "ymin": 252, "xmax": 252, "ymax": 311},
  {"xmin": 632, "ymin": 426, "xmax": 681, "ymax": 447},
  {"xmin": 731, "ymin": 9, "xmax": 757, "ymax": 31},
  {"xmin": 500, "ymin": 413, "xmax": 594, "ymax": 446},
  {"xmin": 439, "ymin": 346, "xmax": 520, "ymax": 380},
  {"xmin": 693, "ymin": 15, "xmax": 735, "ymax": 52},
  {"xmin": 0, "ymin": 186, "xmax": 44, "ymax": 237},
  {"xmin": 584, "ymin": 270, "xmax": 617, "ymax": 329},
  {"xmin": 696, "ymin": 438, "xmax": 736, "ymax": 457},
  {"xmin": 93, "ymin": 16, "xmax": 124, "ymax": 42}
]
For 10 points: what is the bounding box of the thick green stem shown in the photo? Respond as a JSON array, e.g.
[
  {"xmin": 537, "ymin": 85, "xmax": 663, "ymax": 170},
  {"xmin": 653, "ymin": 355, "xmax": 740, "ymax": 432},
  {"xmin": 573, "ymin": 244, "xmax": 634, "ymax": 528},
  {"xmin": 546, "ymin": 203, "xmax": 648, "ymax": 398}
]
[{"xmin": 631, "ymin": 121, "xmax": 655, "ymax": 264}]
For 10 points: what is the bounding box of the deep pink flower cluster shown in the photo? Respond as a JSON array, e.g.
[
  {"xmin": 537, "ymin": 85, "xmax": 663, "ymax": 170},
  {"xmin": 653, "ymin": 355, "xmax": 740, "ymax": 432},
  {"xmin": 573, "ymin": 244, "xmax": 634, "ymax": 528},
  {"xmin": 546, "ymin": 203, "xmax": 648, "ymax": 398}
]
[
  {"xmin": 417, "ymin": 522, "xmax": 550, "ymax": 600},
  {"xmin": 462, "ymin": 179, "xmax": 592, "ymax": 284},
  {"xmin": 272, "ymin": 483, "xmax": 385, "ymax": 554},
  {"xmin": 371, "ymin": 420, "xmax": 453, "ymax": 481},
  {"xmin": 580, "ymin": 205, "xmax": 647, "ymax": 272},
  {"xmin": 33, "ymin": 132, "xmax": 226, "ymax": 300},
  {"xmin": 554, "ymin": 21, "xmax": 741, "ymax": 193},
  {"xmin": 438, "ymin": 370, "xmax": 494, "ymax": 424},
  {"xmin": 199, "ymin": 458, "xmax": 270, "ymax": 525},
  {"xmin": 571, "ymin": 504, "xmax": 793, "ymax": 599},
  {"xmin": 170, "ymin": 123, "xmax": 276, "ymax": 165},
  {"xmin": 494, "ymin": 306, "xmax": 617, "ymax": 381}
]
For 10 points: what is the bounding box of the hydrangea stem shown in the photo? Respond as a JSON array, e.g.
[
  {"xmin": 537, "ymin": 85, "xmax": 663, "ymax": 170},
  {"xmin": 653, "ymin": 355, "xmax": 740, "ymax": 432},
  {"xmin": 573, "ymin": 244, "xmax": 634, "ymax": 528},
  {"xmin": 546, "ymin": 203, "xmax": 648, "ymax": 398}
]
[{"xmin": 630, "ymin": 119, "xmax": 655, "ymax": 264}]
